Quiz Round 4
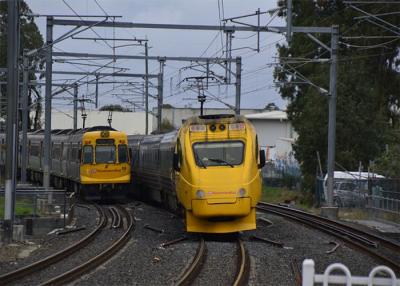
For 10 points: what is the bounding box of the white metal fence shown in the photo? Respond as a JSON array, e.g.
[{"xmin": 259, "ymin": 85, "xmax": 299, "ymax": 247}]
[{"xmin": 302, "ymin": 259, "xmax": 400, "ymax": 286}]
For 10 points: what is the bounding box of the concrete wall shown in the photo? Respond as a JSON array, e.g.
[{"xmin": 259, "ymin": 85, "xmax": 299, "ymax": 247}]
[{"xmin": 49, "ymin": 111, "xmax": 152, "ymax": 135}]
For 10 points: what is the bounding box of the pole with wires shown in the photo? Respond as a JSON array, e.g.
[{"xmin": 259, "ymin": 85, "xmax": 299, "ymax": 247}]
[
  {"xmin": 326, "ymin": 25, "xmax": 339, "ymax": 208},
  {"xmin": 4, "ymin": 0, "xmax": 20, "ymax": 244},
  {"xmin": 43, "ymin": 16, "xmax": 53, "ymax": 197},
  {"xmin": 157, "ymin": 60, "xmax": 165, "ymax": 133},
  {"xmin": 21, "ymin": 51, "xmax": 29, "ymax": 183},
  {"xmin": 73, "ymin": 83, "xmax": 78, "ymax": 130},
  {"xmin": 235, "ymin": 57, "xmax": 241, "ymax": 115},
  {"xmin": 145, "ymin": 42, "xmax": 149, "ymax": 135}
]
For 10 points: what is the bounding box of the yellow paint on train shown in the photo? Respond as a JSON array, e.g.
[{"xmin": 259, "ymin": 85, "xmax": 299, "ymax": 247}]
[
  {"xmin": 175, "ymin": 116, "xmax": 263, "ymax": 233},
  {"xmin": 80, "ymin": 130, "xmax": 131, "ymax": 185}
]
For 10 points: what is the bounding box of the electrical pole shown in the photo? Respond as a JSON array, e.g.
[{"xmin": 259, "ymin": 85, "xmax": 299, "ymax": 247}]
[
  {"xmin": 326, "ymin": 25, "xmax": 339, "ymax": 208},
  {"xmin": 157, "ymin": 60, "xmax": 165, "ymax": 133},
  {"xmin": 4, "ymin": 0, "xmax": 19, "ymax": 243},
  {"xmin": 144, "ymin": 42, "xmax": 149, "ymax": 135},
  {"xmin": 235, "ymin": 57, "xmax": 242, "ymax": 115},
  {"xmin": 43, "ymin": 16, "xmax": 53, "ymax": 196},
  {"xmin": 95, "ymin": 74, "xmax": 99, "ymax": 108},
  {"xmin": 73, "ymin": 83, "xmax": 78, "ymax": 130},
  {"xmin": 21, "ymin": 51, "xmax": 29, "ymax": 183}
]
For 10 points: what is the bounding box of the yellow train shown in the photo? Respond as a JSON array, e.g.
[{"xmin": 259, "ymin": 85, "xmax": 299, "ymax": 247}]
[
  {"xmin": 129, "ymin": 114, "xmax": 265, "ymax": 233},
  {"xmin": 0, "ymin": 126, "xmax": 131, "ymax": 199}
]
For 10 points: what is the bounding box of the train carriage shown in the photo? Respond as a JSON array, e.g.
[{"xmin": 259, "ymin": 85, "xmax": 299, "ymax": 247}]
[
  {"xmin": 0, "ymin": 126, "xmax": 131, "ymax": 199},
  {"xmin": 129, "ymin": 114, "xmax": 265, "ymax": 233}
]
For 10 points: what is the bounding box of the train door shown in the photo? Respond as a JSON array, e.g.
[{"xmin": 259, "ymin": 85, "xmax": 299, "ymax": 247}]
[
  {"xmin": 60, "ymin": 142, "xmax": 65, "ymax": 176},
  {"xmin": 40, "ymin": 141, "xmax": 43, "ymax": 169}
]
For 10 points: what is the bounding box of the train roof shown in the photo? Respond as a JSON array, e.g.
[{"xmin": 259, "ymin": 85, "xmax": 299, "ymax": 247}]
[
  {"xmin": 183, "ymin": 114, "xmax": 248, "ymax": 125},
  {"xmin": 28, "ymin": 126, "xmax": 117, "ymax": 136}
]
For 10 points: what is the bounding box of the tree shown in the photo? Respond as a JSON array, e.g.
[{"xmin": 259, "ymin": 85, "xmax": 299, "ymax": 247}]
[
  {"xmin": 274, "ymin": 1, "xmax": 400, "ymax": 190},
  {"xmin": 0, "ymin": 1, "xmax": 44, "ymax": 130},
  {"xmin": 160, "ymin": 118, "xmax": 175, "ymax": 132},
  {"xmin": 99, "ymin": 104, "xmax": 131, "ymax": 112}
]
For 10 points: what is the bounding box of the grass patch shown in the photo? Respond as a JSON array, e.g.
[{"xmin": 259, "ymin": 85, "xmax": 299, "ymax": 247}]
[
  {"xmin": 0, "ymin": 197, "xmax": 35, "ymax": 218},
  {"xmin": 261, "ymin": 185, "xmax": 316, "ymax": 212},
  {"xmin": 338, "ymin": 208, "xmax": 369, "ymax": 220},
  {"xmin": 261, "ymin": 186, "xmax": 299, "ymax": 203}
]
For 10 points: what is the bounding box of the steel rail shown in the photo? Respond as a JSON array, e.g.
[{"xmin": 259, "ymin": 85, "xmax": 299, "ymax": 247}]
[
  {"xmin": 257, "ymin": 203, "xmax": 400, "ymax": 272},
  {"xmin": 0, "ymin": 204, "xmax": 106, "ymax": 285},
  {"xmin": 257, "ymin": 204, "xmax": 377, "ymax": 247},
  {"xmin": 233, "ymin": 239, "xmax": 250, "ymax": 286},
  {"xmin": 40, "ymin": 205, "xmax": 134, "ymax": 285},
  {"xmin": 111, "ymin": 207, "xmax": 122, "ymax": 229},
  {"xmin": 108, "ymin": 207, "xmax": 117, "ymax": 229},
  {"xmin": 259, "ymin": 202, "xmax": 400, "ymax": 251},
  {"xmin": 175, "ymin": 237, "xmax": 206, "ymax": 286}
]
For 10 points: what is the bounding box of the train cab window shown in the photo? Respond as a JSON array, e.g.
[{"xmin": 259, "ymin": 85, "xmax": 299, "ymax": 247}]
[
  {"xmin": 82, "ymin": 145, "xmax": 93, "ymax": 164},
  {"xmin": 118, "ymin": 145, "xmax": 129, "ymax": 163},
  {"xmin": 96, "ymin": 145, "xmax": 116, "ymax": 163},
  {"xmin": 193, "ymin": 141, "xmax": 244, "ymax": 167},
  {"xmin": 255, "ymin": 136, "xmax": 259, "ymax": 160}
]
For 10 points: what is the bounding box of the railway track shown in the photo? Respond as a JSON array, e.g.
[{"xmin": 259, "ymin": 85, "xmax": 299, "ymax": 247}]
[
  {"xmin": 0, "ymin": 204, "xmax": 134, "ymax": 285},
  {"xmin": 257, "ymin": 202, "xmax": 400, "ymax": 273},
  {"xmin": 175, "ymin": 237, "xmax": 250, "ymax": 286}
]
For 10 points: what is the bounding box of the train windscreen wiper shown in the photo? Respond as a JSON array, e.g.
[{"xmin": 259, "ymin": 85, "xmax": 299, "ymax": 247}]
[
  {"xmin": 195, "ymin": 153, "xmax": 207, "ymax": 169},
  {"xmin": 208, "ymin": 158, "xmax": 234, "ymax": 168}
]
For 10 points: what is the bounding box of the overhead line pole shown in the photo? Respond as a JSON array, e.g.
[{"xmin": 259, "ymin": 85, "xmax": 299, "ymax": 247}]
[
  {"xmin": 157, "ymin": 60, "xmax": 165, "ymax": 133},
  {"xmin": 4, "ymin": 0, "xmax": 20, "ymax": 243},
  {"xmin": 21, "ymin": 51, "xmax": 29, "ymax": 183},
  {"xmin": 51, "ymin": 19, "xmax": 333, "ymax": 33},
  {"xmin": 144, "ymin": 42, "xmax": 149, "ymax": 135},
  {"xmin": 326, "ymin": 26, "xmax": 339, "ymax": 208},
  {"xmin": 235, "ymin": 57, "xmax": 242, "ymax": 115},
  {"xmin": 43, "ymin": 16, "xmax": 53, "ymax": 195},
  {"xmin": 73, "ymin": 83, "xmax": 78, "ymax": 130}
]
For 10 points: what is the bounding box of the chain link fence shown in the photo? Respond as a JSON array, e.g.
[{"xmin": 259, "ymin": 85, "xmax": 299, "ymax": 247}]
[
  {"xmin": 0, "ymin": 188, "xmax": 72, "ymax": 238},
  {"xmin": 316, "ymin": 176, "xmax": 400, "ymax": 221}
]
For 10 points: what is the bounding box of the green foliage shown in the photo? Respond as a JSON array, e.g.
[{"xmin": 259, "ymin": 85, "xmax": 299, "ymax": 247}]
[
  {"xmin": 99, "ymin": 104, "xmax": 131, "ymax": 112},
  {"xmin": 0, "ymin": 1, "xmax": 44, "ymax": 130},
  {"xmin": 275, "ymin": 1, "xmax": 400, "ymax": 190},
  {"xmin": 160, "ymin": 118, "xmax": 175, "ymax": 132},
  {"xmin": 374, "ymin": 144, "xmax": 400, "ymax": 178},
  {"xmin": 0, "ymin": 197, "xmax": 34, "ymax": 217}
]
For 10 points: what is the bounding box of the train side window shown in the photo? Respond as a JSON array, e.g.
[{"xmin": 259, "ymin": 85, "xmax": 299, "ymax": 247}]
[
  {"xmin": 82, "ymin": 145, "xmax": 93, "ymax": 164},
  {"xmin": 255, "ymin": 135, "xmax": 259, "ymax": 160},
  {"xmin": 118, "ymin": 145, "xmax": 128, "ymax": 163},
  {"xmin": 177, "ymin": 140, "xmax": 182, "ymax": 165}
]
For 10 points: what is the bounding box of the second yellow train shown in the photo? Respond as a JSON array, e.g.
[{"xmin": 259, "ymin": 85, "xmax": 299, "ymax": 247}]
[{"xmin": 129, "ymin": 114, "xmax": 265, "ymax": 233}]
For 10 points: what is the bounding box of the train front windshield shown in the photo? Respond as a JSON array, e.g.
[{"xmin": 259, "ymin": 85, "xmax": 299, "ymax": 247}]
[
  {"xmin": 193, "ymin": 141, "xmax": 244, "ymax": 167},
  {"xmin": 96, "ymin": 145, "xmax": 116, "ymax": 163}
]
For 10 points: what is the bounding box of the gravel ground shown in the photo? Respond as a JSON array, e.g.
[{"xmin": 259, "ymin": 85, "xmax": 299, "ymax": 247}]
[
  {"xmin": 0, "ymin": 204, "xmax": 99, "ymax": 275},
  {"xmin": 192, "ymin": 239, "xmax": 238, "ymax": 286},
  {"xmin": 75, "ymin": 201, "xmax": 197, "ymax": 286},
  {"xmin": 242, "ymin": 211, "xmax": 394, "ymax": 286},
  {"xmin": 3, "ymin": 201, "xmax": 398, "ymax": 286}
]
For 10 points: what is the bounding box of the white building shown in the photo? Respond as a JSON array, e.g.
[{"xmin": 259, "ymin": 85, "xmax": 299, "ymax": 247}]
[
  {"xmin": 245, "ymin": 110, "xmax": 297, "ymax": 160},
  {"xmin": 49, "ymin": 111, "xmax": 152, "ymax": 134}
]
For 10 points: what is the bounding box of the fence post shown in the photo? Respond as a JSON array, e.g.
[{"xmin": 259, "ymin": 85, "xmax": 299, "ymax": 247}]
[{"xmin": 302, "ymin": 259, "xmax": 315, "ymax": 286}]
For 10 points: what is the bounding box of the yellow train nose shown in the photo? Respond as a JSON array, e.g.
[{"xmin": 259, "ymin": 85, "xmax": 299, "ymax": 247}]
[{"xmin": 191, "ymin": 197, "xmax": 251, "ymax": 218}]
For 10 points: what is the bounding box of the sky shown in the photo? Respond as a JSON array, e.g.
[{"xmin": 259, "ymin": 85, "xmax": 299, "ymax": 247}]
[{"xmin": 25, "ymin": 0, "xmax": 288, "ymax": 114}]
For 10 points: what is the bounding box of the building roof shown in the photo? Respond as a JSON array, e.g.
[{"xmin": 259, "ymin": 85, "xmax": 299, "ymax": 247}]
[{"xmin": 245, "ymin": 110, "xmax": 287, "ymax": 120}]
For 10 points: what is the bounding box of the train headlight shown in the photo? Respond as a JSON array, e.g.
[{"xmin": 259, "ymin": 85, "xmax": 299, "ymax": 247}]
[
  {"xmin": 229, "ymin": 123, "xmax": 246, "ymax": 131},
  {"xmin": 190, "ymin": 125, "xmax": 206, "ymax": 132},
  {"xmin": 238, "ymin": 188, "xmax": 246, "ymax": 197},
  {"xmin": 196, "ymin": 189, "xmax": 205, "ymax": 199}
]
